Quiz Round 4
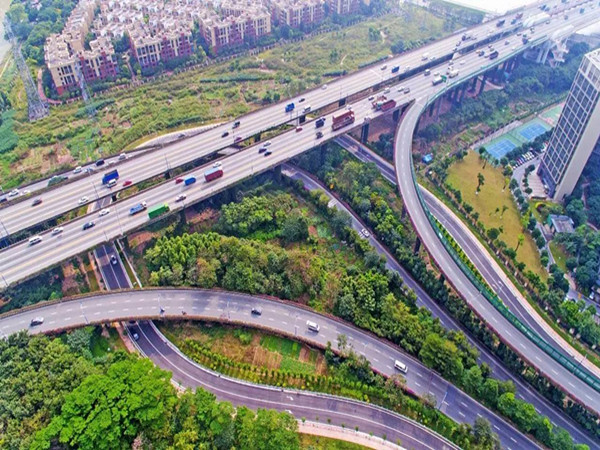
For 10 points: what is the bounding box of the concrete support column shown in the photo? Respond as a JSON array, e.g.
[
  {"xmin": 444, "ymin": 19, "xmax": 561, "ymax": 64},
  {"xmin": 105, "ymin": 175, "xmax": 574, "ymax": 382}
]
[
  {"xmin": 360, "ymin": 123, "xmax": 369, "ymax": 143},
  {"xmin": 435, "ymin": 96, "xmax": 442, "ymax": 118},
  {"xmin": 478, "ymin": 74, "xmax": 488, "ymax": 96},
  {"xmin": 459, "ymin": 84, "xmax": 468, "ymax": 103},
  {"xmin": 470, "ymin": 76, "xmax": 478, "ymax": 91},
  {"xmin": 428, "ymin": 101, "xmax": 435, "ymax": 117}
]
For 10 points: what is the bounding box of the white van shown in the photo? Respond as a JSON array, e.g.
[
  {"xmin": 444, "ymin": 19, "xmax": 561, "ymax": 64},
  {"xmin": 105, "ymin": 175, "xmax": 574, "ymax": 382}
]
[
  {"xmin": 421, "ymin": 52, "xmax": 429, "ymax": 61},
  {"xmin": 106, "ymin": 179, "xmax": 117, "ymax": 188},
  {"xmin": 306, "ymin": 320, "xmax": 320, "ymax": 332},
  {"xmin": 29, "ymin": 235, "xmax": 43, "ymax": 246},
  {"xmin": 394, "ymin": 360, "xmax": 408, "ymax": 373},
  {"xmin": 303, "ymin": 105, "xmax": 312, "ymax": 113}
]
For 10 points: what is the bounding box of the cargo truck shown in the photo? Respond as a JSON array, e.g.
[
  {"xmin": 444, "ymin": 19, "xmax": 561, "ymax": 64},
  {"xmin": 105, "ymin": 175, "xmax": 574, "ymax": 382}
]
[
  {"xmin": 331, "ymin": 111, "xmax": 355, "ymax": 131},
  {"xmin": 204, "ymin": 167, "xmax": 224, "ymax": 182},
  {"xmin": 129, "ymin": 201, "xmax": 147, "ymax": 215},
  {"xmin": 448, "ymin": 69, "xmax": 459, "ymax": 78},
  {"xmin": 380, "ymin": 99, "xmax": 397, "ymax": 112},
  {"xmin": 102, "ymin": 169, "xmax": 119, "ymax": 185},
  {"xmin": 285, "ymin": 103, "xmax": 295, "ymax": 113},
  {"xmin": 184, "ymin": 176, "xmax": 196, "ymax": 186},
  {"xmin": 432, "ymin": 75, "xmax": 446, "ymax": 86},
  {"xmin": 148, "ymin": 203, "xmax": 170, "ymax": 220}
]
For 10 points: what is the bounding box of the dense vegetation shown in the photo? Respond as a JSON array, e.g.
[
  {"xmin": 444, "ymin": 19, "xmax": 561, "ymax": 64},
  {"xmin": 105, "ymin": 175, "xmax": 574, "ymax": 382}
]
[
  {"xmin": 294, "ymin": 144, "xmax": 599, "ymax": 447},
  {"xmin": 0, "ymin": 331, "xmax": 299, "ymax": 450}
]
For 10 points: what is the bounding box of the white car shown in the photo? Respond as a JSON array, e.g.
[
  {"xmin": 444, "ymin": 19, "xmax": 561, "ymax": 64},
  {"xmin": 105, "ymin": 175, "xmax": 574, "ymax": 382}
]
[
  {"xmin": 78, "ymin": 196, "xmax": 89, "ymax": 205},
  {"xmin": 8, "ymin": 189, "xmax": 19, "ymax": 197},
  {"xmin": 263, "ymin": 141, "xmax": 272, "ymax": 147},
  {"xmin": 74, "ymin": 166, "xmax": 82, "ymax": 174},
  {"xmin": 460, "ymin": 60, "xmax": 466, "ymax": 65},
  {"xmin": 52, "ymin": 227, "xmax": 64, "ymax": 235},
  {"xmin": 213, "ymin": 161, "xmax": 222, "ymax": 168},
  {"xmin": 321, "ymin": 84, "xmax": 328, "ymax": 90},
  {"xmin": 118, "ymin": 153, "xmax": 127, "ymax": 160},
  {"xmin": 99, "ymin": 208, "xmax": 110, "ymax": 217},
  {"xmin": 22, "ymin": 189, "xmax": 30, "ymax": 195},
  {"xmin": 397, "ymin": 86, "xmax": 404, "ymax": 92},
  {"xmin": 108, "ymin": 160, "xmax": 116, "ymax": 165},
  {"xmin": 361, "ymin": 228, "xmax": 370, "ymax": 238},
  {"xmin": 176, "ymin": 194, "xmax": 186, "ymax": 202}
]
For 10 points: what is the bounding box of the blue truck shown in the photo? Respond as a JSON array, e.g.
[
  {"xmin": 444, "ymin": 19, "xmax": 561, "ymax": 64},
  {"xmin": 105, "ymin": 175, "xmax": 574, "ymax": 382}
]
[
  {"xmin": 285, "ymin": 102, "xmax": 295, "ymax": 113},
  {"xmin": 184, "ymin": 176, "xmax": 196, "ymax": 186},
  {"xmin": 102, "ymin": 169, "xmax": 119, "ymax": 185},
  {"xmin": 129, "ymin": 201, "xmax": 147, "ymax": 215}
]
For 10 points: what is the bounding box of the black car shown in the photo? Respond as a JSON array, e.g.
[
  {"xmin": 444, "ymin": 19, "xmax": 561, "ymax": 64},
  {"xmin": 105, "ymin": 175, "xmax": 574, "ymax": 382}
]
[
  {"xmin": 316, "ymin": 131, "xmax": 323, "ymax": 139},
  {"xmin": 110, "ymin": 254, "xmax": 118, "ymax": 265},
  {"xmin": 221, "ymin": 131, "xmax": 229, "ymax": 138},
  {"xmin": 233, "ymin": 121, "xmax": 241, "ymax": 128},
  {"xmin": 258, "ymin": 147, "xmax": 267, "ymax": 153},
  {"xmin": 95, "ymin": 159, "xmax": 105, "ymax": 167},
  {"xmin": 251, "ymin": 307, "xmax": 262, "ymax": 315},
  {"xmin": 82, "ymin": 221, "xmax": 95, "ymax": 230},
  {"xmin": 32, "ymin": 198, "xmax": 42, "ymax": 206},
  {"xmin": 264, "ymin": 150, "xmax": 272, "ymax": 157}
]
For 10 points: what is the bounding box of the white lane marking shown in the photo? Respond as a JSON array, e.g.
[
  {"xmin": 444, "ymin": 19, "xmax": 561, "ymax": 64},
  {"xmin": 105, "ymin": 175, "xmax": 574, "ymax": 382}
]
[
  {"xmin": 460, "ymin": 402, "xmax": 468, "ymax": 408},
  {"xmin": 458, "ymin": 411, "xmax": 465, "ymax": 418},
  {"xmin": 414, "ymin": 381, "xmax": 421, "ymax": 387}
]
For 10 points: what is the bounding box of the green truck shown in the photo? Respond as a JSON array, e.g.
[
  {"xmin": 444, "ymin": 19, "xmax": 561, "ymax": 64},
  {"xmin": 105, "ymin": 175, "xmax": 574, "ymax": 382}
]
[{"xmin": 148, "ymin": 203, "xmax": 170, "ymax": 219}]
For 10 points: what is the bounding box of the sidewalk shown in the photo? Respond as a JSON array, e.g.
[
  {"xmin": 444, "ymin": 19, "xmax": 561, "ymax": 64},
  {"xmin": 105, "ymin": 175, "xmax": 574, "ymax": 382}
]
[{"xmin": 298, "ymin": 421, "xmax": 403, "ymax": 450}]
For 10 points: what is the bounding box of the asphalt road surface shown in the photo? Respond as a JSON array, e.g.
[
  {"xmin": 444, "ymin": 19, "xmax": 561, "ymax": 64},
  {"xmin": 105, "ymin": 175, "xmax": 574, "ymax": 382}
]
[
  {"xmin": 3, "ymin": 6, "xmax": 600, "ymax": 288},
  {"xmin": 393, "ymin": 98, "xmax": 600, "ymax": 414},
  {"xmin": 0, "ymin": 288, "xmax": 536, "ymax": 450},
  {"xmin": 0, "ymin": 0, "xmax": 595, "ymax": 236},
  {"xmin": 284, "ymin": 163, "xmax": 599, "ymax": 447}
]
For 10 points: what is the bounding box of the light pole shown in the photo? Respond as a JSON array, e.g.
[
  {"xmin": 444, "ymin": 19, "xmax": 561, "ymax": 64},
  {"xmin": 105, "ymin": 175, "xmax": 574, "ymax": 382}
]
[{"xmin": 114, "ymin": 205, "xmax": 124, "ymax": 236}]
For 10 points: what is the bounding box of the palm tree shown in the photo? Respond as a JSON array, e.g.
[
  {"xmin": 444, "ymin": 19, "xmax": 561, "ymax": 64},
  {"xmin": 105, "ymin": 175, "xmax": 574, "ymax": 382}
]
[
  {"xmin": 516, "ymin": 234, "xmax": 525, "ymax": 251},
  {"xmin": 479, "ymin": 147, "xmax": 488, "ymax": 169}
]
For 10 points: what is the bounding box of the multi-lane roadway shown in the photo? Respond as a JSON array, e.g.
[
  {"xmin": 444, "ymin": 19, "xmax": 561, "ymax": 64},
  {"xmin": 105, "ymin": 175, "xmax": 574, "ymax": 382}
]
[
  {"xmin": 0, "ymin": 0, "xmax": 590, "ymax": 236},
  {"xmin": 3, "ymin": 4, "xmax": 600, "ymax": 289}
]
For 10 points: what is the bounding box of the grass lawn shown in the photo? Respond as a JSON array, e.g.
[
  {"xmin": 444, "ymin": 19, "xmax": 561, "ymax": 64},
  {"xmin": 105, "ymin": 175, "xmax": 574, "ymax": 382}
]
[
  {"xmin": 549, "ymin": 240, "xmax": 570, "ymax": 274},
  {"xmin": 90, "ymin": 326, "xmax": 127, "ymax": 358},
  {"xmin": 299, "ymin": 434, "xmax": 370, "ymax": 450},
  {"xmin": 0, "ymin": 7, "xmax": 454, "ymax": 188},
  {"xmin": 446, "ymin": 151, "xmax": 546, "ymax": 278},
  {"xmin": 157, "ymin": 321, "xmax": 328, "ymax": 375}
]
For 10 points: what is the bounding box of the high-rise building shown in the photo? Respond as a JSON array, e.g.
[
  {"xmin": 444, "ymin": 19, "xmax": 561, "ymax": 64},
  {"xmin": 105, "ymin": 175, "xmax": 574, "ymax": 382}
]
[{"xmin": 538, "ymin": 48, "xmax": 600, "ymax": 201}]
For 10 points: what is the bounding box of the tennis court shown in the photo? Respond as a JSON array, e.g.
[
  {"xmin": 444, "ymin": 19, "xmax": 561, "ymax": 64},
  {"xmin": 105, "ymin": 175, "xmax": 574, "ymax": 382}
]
[
  {"xmin": 540, "ymin": 103, "xmax": 564, "ymax": 126},
  {"xmin": 485, "ymin": 137, "xmax": 518, "ymax": 160},
  {"xmin": 517, "ymin": 121, "xmax": 548, "ymax": 141}
]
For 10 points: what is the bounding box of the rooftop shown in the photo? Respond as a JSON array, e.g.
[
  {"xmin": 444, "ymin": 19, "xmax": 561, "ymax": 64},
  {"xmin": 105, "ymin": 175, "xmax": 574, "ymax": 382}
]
[{"xmin": 549, "ymin": 214, "xmax": 575, "ymax": 234}]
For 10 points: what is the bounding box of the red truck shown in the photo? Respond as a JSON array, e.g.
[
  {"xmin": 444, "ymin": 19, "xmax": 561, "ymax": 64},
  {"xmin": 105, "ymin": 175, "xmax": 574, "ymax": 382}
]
[
  {"xmin": 380, "ymin": 99, "xmax": 397, "ymax": 112},
  {"xmin": 204, "ymin": 167, "xmax": 224, "ymax": 182},
  {"xmin": 332, "ymin": 111, "xmax": 355, "ymax": 131}
]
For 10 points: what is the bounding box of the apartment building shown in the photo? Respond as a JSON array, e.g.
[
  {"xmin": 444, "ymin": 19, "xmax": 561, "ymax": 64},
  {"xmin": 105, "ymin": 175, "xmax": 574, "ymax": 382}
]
[
  {"xmin": 268, "ymin": 0, "xmax": 324, "ymax": 28},
  {"xmin": 327, "ymin": 0, "xmax": 361, "ymax": 15},
  {"xmin": 538, "ymin": 48, "xmax": 600, "ymax": 201}
]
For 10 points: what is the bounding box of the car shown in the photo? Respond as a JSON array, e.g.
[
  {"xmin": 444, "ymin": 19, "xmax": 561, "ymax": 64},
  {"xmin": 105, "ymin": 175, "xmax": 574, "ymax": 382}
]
[
  {"xmin": 84, "ymin": 167, "xmax": 96, "ymax": 174},
  {"xmin": 295, "ymin": 126, "xmax": 302, "ymax": 132},
  {"xmin": 52, "ymin": 227, "xmax": 64, "ymax": 235},
  {"xmin": 251, "ymin": 307, "xmax": 262, "ymax": 315},
  {"xmin": 29, "ymin": 235, "xmax": 43, "ymax": 246},
  {"xmin": 213, "ymin": 161, "xmax": 222, "ymax": 168},
  {"xmin": 346, "ymin": 105, "xmax": 353, "ymax": 111},
  {"xmin": 424, "ymin": 69, "xmax": 431, "ymax": 76},
  {"xmin": 258, "ymin": 147, "xmax": 267, "ymax": 154},
  {"xmin": 108, "ymin": 160, "xmax": 116, "ymax": 166},
  {"xmin": 8, "ymin": 189, "xmax": 19, "ymax": 197},
  {"xmin": 380, "ymin": 64, "xmax": 387, "ymax": 70},
  {"xmin": 176, "ymin": 194, "xmax": 186, "ymax": 202},
  {"xmin": 30, "ymin": 317, "xmax": 44, "ymax": 326},
  {"xmin": 23, "ymin": 189, "xmax": 30, "ymax": 195},
  {"xmin": 99, "ymin": 208, "xmax": 110, "ymax": 217},
  {"xmin": 488, "ymin": 44, "xmax": 493, "ymax": 49},
  {"xmin": 316, "ymin": 131, "xmax": 323, "ymax": 139},
  {"xmin": 221, "ymin": 131, "xmax": 230, "ymax": 138},
  {"xmin": 233, "ymin": 120, "xmax": 241, "ymax": 128},
  {"xmin": 177, "ymin": 133, "xmax": 186, "ymax": 138},
  {"xmin": 132, "ymin": 332, "xmax": 139, "ymax": 341},
  {"xmin": 460, "ymin": 60, "xmax": 466, "ymax": 65},
  {"xmin": 110, "ymin": 254, "xmax": 118, "ymax": 265},
  {"xmin": 403, "ymin": 87, "xmax": 411, "ymax": 94},
  {"xmin": 298, "ymin": 97, "xmax": 306, "ymax": 103},
  {"xmin": 404, "ymin": 65, "xmax": 411, "ymax": 72},
  {"xmin": 78, "ymin": 196, "xmax": 89, "ymax": 205},
  {"xmin": 74, "ymin": 166, "xmax": 82, "ymax": 174},
  {"xmin": 433, "ymin": 72, "xmax": 439, "ymax": 77},
  {"xmin": 234, "ymin": 136, "xmax": 243, "ymax": 143},
  {"xmin": 511, "ymin": 46, "xmax": 517, "ymax": 50},
  {"xmin": 175, "ymin": 177, "xmax": 184, "ymax": 184},
  {"xmin": 264, "ymin": 150, "xmax": 272, "ymax": 156},
  {"xmin": 361, "ymin": 228, "xmax": 370, "ymax": 238},
  {"xmin": 263, "ymin": 140, "xmax": 272, "ymax": 147},
  {"xmin": 82, "ymin": 221, "xmax": 95, "ymax": 230},
  {"xmin": 123, "ymin": 180, "xmax": 133, "ymax": 187},
  {"xmin": 106, "ymin": 179, "xmax": 117, "ymax": 188},
  {"xmin": 95, "ymin": 159, "xmax": 105, "ymax": 167},
  {"xmin": 321, "ymin": 84, "xmax": 327, "ymax": 90},
  {"xmin": 118, "ymin": 153, "xmax": 127, "ymax": 160},
  {"xmin": 478, "ymin": 50, "xmax": 485, "ymax": 56},
  {"xmin": 368, "ymin": 95, "xmax": 375, "ymax": 101},
  {"xmin": 31, "ymin": 198, "xmax": 42, "ymax": 206},
  {"xmin": 397, "ymin": 86, "xmax": 404, "ymax": 92},
  {"xmin": 505, "ymin": 40, "xmax": 510, "ymax": 45}
]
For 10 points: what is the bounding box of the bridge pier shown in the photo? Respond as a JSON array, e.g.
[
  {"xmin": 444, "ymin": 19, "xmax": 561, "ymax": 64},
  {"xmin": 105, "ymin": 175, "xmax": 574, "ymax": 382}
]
[
  {"xmin": 361, "ymin": 122, "xmax": 370, "ymax": 143},
  {"xmin": 273, "ymin": 164, "xmax": 282, "ymax": 182},
  {"xmin": 478, "ymin": 74, "xmax": 488, "ymax": 96},
  {"xmin": 393, "ymin": 108, "xmax": 400, "ymax": 122},
  {"xmin": 435, "ymin": 97, "xmax": 442, "ymax": 118},
  {"xmin": 469, "ymin": 76, "xmax": 478, "ymax": 92},
  {"xmin": 338, "ymin": 98, "xmax": 347, "ymax": 107},
  {"xmin": 428, "ymin": 101, "xmax": 435, "ymax": 117}
]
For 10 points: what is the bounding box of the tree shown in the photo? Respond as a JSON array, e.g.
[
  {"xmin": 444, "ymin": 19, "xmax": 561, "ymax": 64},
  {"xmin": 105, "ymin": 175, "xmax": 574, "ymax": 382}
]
[
  {"xmin": 516, "ymin": 234, "xmax": 524, "ymax": 251},
  {"xmin": 476, "ymin": 173, "xmax": 485, "ymax": 193},
  {"xmin": 473, "ymin": 417, "xmax": 500, "ymax": 449},
  {"xmin": 419, "ymin": 333, "xmax": 464, "ymax": 381},
  {"xmin": 487, "ymin": 228, "xmax": 500, "ymax": 240},
  {"xmin": 281, "ymin": 213, "xmax": 309, "ymax": 244},
  {"xmin": 235, "ymin": 408, "xmax": 299, "ymax": 450},
  {"xmin": 478, "ymin": 147, "xmax": 488, "ymax": 169},
  {"xmin": 33, "ymin": 357, "xmax": 177, "ymax": 450}
]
